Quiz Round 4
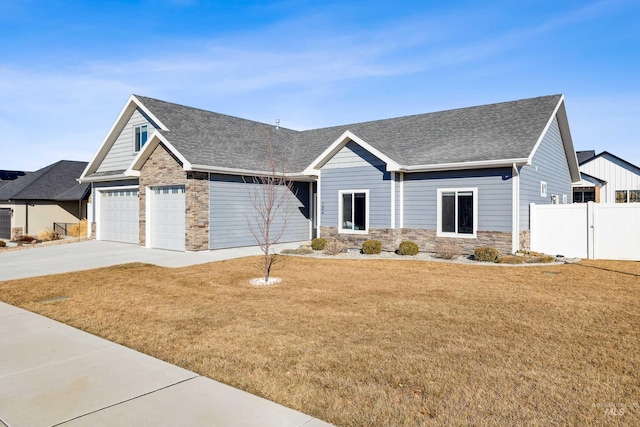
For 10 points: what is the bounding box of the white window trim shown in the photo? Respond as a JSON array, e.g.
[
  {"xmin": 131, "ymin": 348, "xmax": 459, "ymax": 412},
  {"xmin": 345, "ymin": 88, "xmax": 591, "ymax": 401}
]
[
  {"xmin": 134, "ymin": 124, "xmax": 148, "ymax": 153},
  {"xmin": 338, "ymin": 189, "xmax": 369, "ymax": 234},
  {"xmin": 436, "ymin": 187, "xmax": 478, "ymax": 238}
]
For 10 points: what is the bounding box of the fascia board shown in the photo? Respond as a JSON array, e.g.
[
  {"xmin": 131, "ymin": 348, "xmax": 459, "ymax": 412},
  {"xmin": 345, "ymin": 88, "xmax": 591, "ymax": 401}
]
[
  {"xmin": 125, "ymin": 132, "xmax": 192, "ymax": 175},
  {"xmin": 302, "ymin": 130, "xmax": 401, "ymax": 174},
  {"xmin": 190, "ymin": 164, "xmax": 312, "ymax": 180},
  {"xmin": 400, "ymin": 158, "xmax": 529, "ymax": 172},
  {"xmin": 80, "ymin": 174, "xmax": 138, "ymax": 183},
  {"xmin": 80, "ymin": 95, "xmax": 169, "ymax": 182}
]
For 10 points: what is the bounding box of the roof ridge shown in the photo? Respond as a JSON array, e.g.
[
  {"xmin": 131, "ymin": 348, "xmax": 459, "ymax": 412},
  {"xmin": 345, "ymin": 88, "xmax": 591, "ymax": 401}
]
[{"xmin": 133, "ymin": 95, "xmax": 300, "ymax": 133}]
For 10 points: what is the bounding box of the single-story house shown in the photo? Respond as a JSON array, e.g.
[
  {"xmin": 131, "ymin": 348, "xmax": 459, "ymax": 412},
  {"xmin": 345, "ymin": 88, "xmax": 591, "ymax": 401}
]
[
  {"xmin": 572, "ymin": 150, "xmax": 640, "ymax": 203},
  {"xmin": 0, "ymin": 161, "xmax": 90, "ymax": 240},
  {"xmin": 79, "ymin": 94, "xmax": 580, "ymax": 254}
]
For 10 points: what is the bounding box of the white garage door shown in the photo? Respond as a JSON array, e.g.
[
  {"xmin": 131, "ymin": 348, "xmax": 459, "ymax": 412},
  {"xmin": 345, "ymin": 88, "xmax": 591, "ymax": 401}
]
[
  {"xmin": 100, "ymin": 189, "xmax": 139, "ymax": 244},
  {"xmin": 150, "ymin": 185, "xmax": 185, "ymax": 251}
]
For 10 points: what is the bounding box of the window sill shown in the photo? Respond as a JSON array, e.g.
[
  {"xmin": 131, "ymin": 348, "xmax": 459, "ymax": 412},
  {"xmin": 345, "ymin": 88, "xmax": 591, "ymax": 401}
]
[
  {"xmin": 436, "ymin": 232, "xmax": 477, "ymax": 239},
  {"xmin": 339, "ymin": 229, "xmax": 369, "ymax": 235}
]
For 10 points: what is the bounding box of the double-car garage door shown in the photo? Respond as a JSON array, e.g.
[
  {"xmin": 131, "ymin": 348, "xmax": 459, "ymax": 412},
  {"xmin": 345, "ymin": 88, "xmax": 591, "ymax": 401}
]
[{"xmin": 99, "ymin": 186, "xmax": 185, "ymax": 251}]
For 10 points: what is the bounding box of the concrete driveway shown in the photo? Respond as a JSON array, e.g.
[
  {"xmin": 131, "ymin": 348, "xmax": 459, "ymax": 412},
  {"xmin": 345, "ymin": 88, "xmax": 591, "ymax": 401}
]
[
  {"xmin": 0, "ymin": 240, "xmax": 332, "ymax": 426},
  {"xmin": 0, "ymin": 239, "xmax": 304, "ymax": 281}
]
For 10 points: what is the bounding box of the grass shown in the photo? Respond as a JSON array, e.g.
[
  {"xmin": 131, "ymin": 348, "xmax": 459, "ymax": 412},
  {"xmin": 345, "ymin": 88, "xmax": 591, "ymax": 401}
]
[{"xmin": 1, "ymin": 257, "xmax": 639, "ymax": 426}]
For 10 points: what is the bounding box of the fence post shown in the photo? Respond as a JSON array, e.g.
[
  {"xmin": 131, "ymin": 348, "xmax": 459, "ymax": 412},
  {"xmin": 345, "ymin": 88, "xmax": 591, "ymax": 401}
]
[
  {"xmin": 529, "ymin": 203, "xmax": 536, "ymax": 250},
  {"xmin": 587, "ymin": 201, "xmax": 594, "ymax": 259}
]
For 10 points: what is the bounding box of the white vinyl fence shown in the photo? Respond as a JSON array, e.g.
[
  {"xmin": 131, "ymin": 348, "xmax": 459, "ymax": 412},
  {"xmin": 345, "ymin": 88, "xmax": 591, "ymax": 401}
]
[{"xmin": 530, "ymin": 202, "xmax": 640, "ymax": 260}]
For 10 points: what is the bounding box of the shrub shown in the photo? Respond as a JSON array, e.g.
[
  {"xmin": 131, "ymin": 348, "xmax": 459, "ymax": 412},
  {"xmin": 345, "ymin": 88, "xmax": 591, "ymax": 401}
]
[
  {"xmin": 0, "ymin": 240, "xmax": 6, "ymax": 247},
  {"xmin": 497, "ymin": 255, "xmax": 525, "ymax": 264},
  {"xmin": 69, "ymin": 219, "xmax": 88, "ymax": 237},
  {"xmin": 280, "ymin": 247, "xmax": 313, "ymax": 255},
  {"xmin": 526, "ymin": 255, "xmax": 556, "ymax": 264},
  {"xmin": 38, "ymin": 228, "xmax": 61, "ymax": 242},
  {"xmin": 361, "ymin": 239, "xmax": 382, "ymax": 255},
  {"xmin": 323, "ymin": 239, "xmax": 344, "ymax": 255},
  {"xmin": 398, "ymin": 241, "xmax": 419, "ymax": 256},
  {"xmin": 311, "ymin": 237, "xmax": 327, "ymax": 251},
  {"xmin": 435, "ymin": 241, "xmax": 461, "ymax": 260},
  {"xmin": 14, "ymin": 234, "xmax": 37, "ymax": 243},
  {"xmin": 474, "ymin": 246, "xmax": 499, "ymax": 262}
]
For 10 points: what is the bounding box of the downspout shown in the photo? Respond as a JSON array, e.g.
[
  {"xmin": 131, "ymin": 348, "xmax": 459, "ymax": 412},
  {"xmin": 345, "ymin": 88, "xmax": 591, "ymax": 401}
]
[
  {"xmin": 25, "ymin": 201, "xmax": 29, "ymax": 235},
  {"xmin": 511, "ymin": 164, "xmax": 520, "ymax": 253}
]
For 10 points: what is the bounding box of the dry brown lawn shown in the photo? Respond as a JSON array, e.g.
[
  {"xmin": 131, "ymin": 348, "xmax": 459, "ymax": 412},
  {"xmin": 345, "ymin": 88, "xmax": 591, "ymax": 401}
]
[{"xmin": 1, "ymin": 257, "xmax": 638, "ymax": 426}]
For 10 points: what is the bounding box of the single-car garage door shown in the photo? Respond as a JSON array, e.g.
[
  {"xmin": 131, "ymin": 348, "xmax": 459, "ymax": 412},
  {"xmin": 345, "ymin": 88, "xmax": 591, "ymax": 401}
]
[
  {"xmin": 0, "ymin": 208, "xmax": 11, "ymax": 239},
  {"xmin": 99, "ymin": 189, "xmax": 139, "ymax": 244},
  {"xmin": 150, "ymin": 185, "xmax": 185, "ymax": 251}
]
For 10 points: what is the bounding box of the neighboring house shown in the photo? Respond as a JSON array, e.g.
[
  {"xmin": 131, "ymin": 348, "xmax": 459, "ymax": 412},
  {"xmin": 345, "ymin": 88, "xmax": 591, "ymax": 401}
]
[
  {"xmin": 0, "ymin": 170, "xmax": 27, "ymax": 189},
  {"xmin": 79, "ymin": 94, "xmax": 580, "ymax": 254},
  {"xmin": 573, "ymin": 151, "xmax": 640, "ymax": 203},
  {"xmin": 0, "ymin": 161, "xmax": 90, "ymax": 240}
]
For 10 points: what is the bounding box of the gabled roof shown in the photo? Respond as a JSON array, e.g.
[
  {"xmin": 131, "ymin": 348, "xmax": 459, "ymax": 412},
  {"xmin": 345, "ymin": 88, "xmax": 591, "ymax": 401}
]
[
  {"xmin": 580, "ymin": 150, "xmax": 640, "ymax": 173},
  {"xmin": 82, "ymin": 93, "xmax": 580, "ymax": 181},
  {"xmin": 0, "ymin": 161, "xmax": 90, "ymax": 201}
]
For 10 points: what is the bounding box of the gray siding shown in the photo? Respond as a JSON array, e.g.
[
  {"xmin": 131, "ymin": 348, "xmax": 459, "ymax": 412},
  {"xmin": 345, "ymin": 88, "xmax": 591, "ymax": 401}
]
[
  {"xmin": 519, "ymin": 117, "xmax": 572, "ymax": 230},
  {"xmin": 209, "ymin": 174, "xmax": 310, "ymax": 250},
  {"xmin": 97, "ymin": 109, "xmax": 158, "ymax": 173},
  {"xmin": 323, "ymin": 141, "xmax": 385, "ymax": 169},
  {"xmin": 320, "ymin": 143, "xmax": 391, "ymax": 230},
  {"xmin": 403, "ymin": 169, "xmax": 513, "ymax": 232}
]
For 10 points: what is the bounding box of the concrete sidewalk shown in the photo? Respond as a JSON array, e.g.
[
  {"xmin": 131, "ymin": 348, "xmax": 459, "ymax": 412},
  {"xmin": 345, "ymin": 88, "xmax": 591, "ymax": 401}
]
[
  {"xmin": 0, "ymin": 301, "xmax": 332, "ymax": 427},
  {"xmin": 0, "ymin": 240, "xmax": 305, "ymax": 281}
]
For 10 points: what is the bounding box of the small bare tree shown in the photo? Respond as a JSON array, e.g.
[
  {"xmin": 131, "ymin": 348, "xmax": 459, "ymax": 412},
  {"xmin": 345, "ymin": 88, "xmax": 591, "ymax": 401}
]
[{"xmin": 245, "ymin": 128, "xmax": 296, "ymax": 283}]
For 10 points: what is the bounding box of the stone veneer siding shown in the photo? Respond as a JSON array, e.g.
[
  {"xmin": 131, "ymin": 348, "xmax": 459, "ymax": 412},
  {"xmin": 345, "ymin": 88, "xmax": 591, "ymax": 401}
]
[
  {"xmin": 320, "ymin": 227, "xmax": 513, "ymax": 255},
  {"xmin": 139, "ymin": 143, "xmax": 210, "ymax": 251}
]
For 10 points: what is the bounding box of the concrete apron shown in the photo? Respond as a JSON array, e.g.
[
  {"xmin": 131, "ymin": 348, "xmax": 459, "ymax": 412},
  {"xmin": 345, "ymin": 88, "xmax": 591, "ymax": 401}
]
[{"xmin": 0, "ymin": 302, "xmax": 332, "ymax": 427}]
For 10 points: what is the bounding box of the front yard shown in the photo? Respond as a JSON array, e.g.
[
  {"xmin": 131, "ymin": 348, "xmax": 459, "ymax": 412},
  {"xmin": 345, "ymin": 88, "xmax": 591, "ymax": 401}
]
[{"xmin": 1, "ymin": 257, "xmax": 638, "ymax": 426}]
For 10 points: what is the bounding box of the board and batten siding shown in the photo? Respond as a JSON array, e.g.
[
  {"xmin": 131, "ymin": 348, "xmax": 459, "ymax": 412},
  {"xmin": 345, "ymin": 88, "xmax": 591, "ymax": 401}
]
[
  {"xmin": 519, "ymin": 116, "xmax": 572, "ymax": 230},
  {"xmin": 402, "ymin": 169, "xmax": 513, "ymax": 232},
  {"xmin": 320, "ymin": 142, "xmax": 391, "ymax": 229},
  {"xmin": 97, "ymin": 109, "xmax": 159, "ymax": 173},
  {"xmin": 209, "ymin": 174, "xmax": 310, "ymax": 250},
  {"xmin": 580, "ymin": 154, "xmax": 640, "ymax": 203}
]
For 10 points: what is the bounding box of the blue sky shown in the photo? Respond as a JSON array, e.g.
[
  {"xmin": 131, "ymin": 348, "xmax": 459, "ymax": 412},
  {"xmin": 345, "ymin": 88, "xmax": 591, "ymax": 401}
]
[{"xmin": 1, "ymin": 0, "xmax": 639, "ymax": 171}]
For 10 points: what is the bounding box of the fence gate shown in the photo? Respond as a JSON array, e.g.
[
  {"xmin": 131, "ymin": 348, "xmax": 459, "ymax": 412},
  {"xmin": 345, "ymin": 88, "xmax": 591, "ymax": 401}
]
[{"xmin": 530, "ymin": 202, "xmax": 640, "ymax": 261}]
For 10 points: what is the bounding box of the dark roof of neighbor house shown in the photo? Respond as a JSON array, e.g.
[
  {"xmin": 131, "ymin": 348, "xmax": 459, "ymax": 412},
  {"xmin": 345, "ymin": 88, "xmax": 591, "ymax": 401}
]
[
  {"xmin": 576, "ymin": 150, "xmax": 596, "ymax": 164},
  {"xmin": 134, "ymin": 94, "xmax": 564, "ymax": 173},
  {"xmin": 0, "ymin": 161, "xmax": 90, "ymax": 201},
  {"xmin": 0, "ymin": 170, "xmax": 28, "ymax": 188}
]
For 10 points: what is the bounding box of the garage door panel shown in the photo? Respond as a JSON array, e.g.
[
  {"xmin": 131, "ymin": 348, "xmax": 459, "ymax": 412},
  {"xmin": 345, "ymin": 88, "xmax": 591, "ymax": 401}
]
[
  {"xmin": 151, "ymin": 186, "xmax": 185, "ymax": 251},
  {"xmin": 0, "ymin": 209, "xmax": 11, "ymax": 240},
  {"xmin": 100, "ymin": 189, "xmax": 139, "ymax": 244}
]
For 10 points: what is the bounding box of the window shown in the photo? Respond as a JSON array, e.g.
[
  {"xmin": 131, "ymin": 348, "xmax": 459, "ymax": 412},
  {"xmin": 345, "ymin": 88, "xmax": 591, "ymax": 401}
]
[
  {"xmin": 616, "ymin": 190, "xmax": 640, "ymax": 203},
  {"xmin": 339, "ymin": 190, "xmax": 368, "ymax": 233},
  {"xmin": 437, "ymin": 188, "xmax": 477, "ymax": 237},
  {"xmin": 616, "ymin": 190, "xmax": 627, "ymax": 203},
  {"xmin": 134, "ymin": 125, "xmax": 148, "ymax": 152},
  {"xmin": 540, "ymin": 181, "xmax": 547, "ymax": 198}
]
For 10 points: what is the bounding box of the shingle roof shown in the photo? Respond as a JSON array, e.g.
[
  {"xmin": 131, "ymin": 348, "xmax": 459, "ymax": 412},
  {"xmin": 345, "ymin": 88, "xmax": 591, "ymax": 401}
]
[
  {"xmin": 135, "ymin": 94, "xmax": 563, "ymax": 173},
  {"xmin": 576, "ymin": 150, "xmax": 596, "ymax": 164},
  {"xmin": 0, "ymin": 161, "xmax": 90, "ymax": 201}
]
